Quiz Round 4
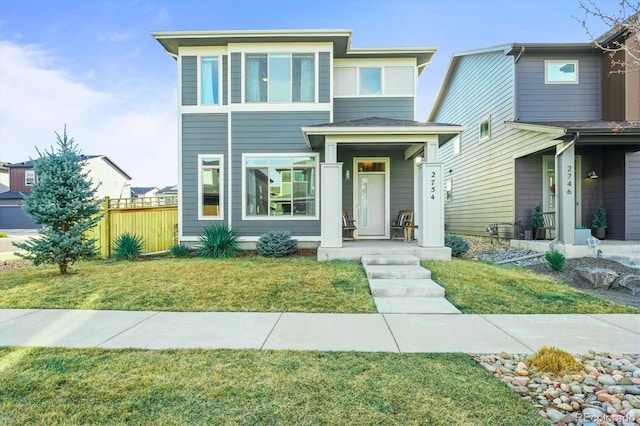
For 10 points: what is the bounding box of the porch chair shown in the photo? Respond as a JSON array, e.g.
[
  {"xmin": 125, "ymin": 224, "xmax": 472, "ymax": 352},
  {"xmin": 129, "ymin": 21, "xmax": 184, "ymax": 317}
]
[
  {"xmin": 390, "ymin": 210, "xmax": 414, "ymax": 240},
  {"xmin": 541, "ymin": 211, "xmax": 556, "ymax": 239},
  {"xmin": 342, "ymin": 210, "xmax": 357, "ymax": 240}
]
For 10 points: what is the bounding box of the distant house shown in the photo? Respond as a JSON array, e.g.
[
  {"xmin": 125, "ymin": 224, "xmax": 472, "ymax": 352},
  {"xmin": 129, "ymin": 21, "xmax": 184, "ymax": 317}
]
[
  {"xmin": 157, "ymin": 185, "xmax": 178, "ymax": 196},
  {"xmin": 429, "ymin": 26, "xmax": 640, "ymax": 247},
  {"xmin": 131, "ymin": 186, "xmax": 159, "ymax": 198},
  {"xmin": 0, "ymin": 162, "xmax": 8, "ymax": 193},
  {"xmin": 152, "ymin": 28, "xmax": 462, "ymax": 256},
  {"xmin": 0, "ymin": 155, "xmax": 132, "ymax": 229}
]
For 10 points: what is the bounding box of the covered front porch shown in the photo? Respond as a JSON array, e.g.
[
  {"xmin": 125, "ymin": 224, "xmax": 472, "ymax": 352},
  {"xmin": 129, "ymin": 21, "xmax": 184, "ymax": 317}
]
[{"xmin": 302, "ymin": 117, "xmax": 463, "ymax": 261}]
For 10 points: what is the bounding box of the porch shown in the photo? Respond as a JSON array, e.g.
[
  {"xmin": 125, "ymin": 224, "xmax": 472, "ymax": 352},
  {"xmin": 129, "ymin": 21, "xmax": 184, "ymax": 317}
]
[{"xmin": 317, "ymin": 239, "xmax": 451, "ymax": 261}]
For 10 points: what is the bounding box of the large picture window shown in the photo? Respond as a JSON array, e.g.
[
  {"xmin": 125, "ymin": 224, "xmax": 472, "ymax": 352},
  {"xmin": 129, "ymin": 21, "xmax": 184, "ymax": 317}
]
[
  {"xmin": 245, "ymin": 54, "xmax": 315, "ymax": 103},
  {"xmin": 201, "ymin": 57, "xmax": 220, "ymax": 104},
  {"xmin": 245, "ymin": 155, "xmax": 317, "ymax": 218},
  {"xmin": 199, "ymin": 156, "xmax": 223, "ymax": 219},
  {"xmin": 545, "ymin": 60, "xmax": 579, "ymax": 84}
]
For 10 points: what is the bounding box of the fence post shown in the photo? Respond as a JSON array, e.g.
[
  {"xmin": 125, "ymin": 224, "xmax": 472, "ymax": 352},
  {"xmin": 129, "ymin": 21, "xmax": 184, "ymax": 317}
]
[{"xmin": 102, "ymin": 197, "xmax": 111, "ymax": 258}]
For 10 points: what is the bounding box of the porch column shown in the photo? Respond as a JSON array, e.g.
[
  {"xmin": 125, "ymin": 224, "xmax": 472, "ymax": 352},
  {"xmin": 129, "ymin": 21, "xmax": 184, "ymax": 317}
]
[
  {"xmin": 556, "ymin": 141, "xmax": 576, "ymax": 245},
  {"xmin": 320, "ymin": 163, "xmax": 343, "ymax": 248},
  {"xmin": 417, "ymin": 161, "xmax": 444, "ymax": 247}
]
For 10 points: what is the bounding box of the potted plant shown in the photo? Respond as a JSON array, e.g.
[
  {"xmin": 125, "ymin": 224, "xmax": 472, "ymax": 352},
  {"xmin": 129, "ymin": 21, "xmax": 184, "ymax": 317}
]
[
  {"xmin": 531, "ymin": 202, "xmax": 545, "ymax": 240},
  {"xmin": 591, "ymin": 201, "xmax": 607, "ymax": 239}
]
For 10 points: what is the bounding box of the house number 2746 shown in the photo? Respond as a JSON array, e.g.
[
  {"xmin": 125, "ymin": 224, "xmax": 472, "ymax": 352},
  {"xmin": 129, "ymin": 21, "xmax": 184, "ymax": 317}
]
[{"xmin": 566, "ymin": 165, "xmax": 573, "ymax": 195}]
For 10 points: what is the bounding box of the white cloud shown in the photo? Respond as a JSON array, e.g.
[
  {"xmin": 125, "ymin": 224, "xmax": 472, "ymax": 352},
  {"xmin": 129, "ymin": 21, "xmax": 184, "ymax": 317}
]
[
  {"xmin": 0, "ymin": 40, "xmax": 177, "ymax": 187},
  {"xmin": 98, "ymin": 32, "xmax": 135, "ymax": 42}
]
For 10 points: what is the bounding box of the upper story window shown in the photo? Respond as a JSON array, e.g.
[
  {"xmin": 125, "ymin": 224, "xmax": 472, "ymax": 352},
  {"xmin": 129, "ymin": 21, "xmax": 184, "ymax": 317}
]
[
  {"xmin": 334, "ymin": 65, "xmax": 414, "ymax": 97},
  {"xmin": 25, "ymin": 169, "xmax": 36, "ymax": 186},
  {"xmin": 359, "ymin": 68, "xmax": 381, "ymax": 95},
  {"xmin": 245, "ymin": 53, "xmax": 315, "ymax": 103},
  {"xmin": 545, "ymin": 60, "xmax": 579, "ymax": 84},
  {"xmin": 201, "ymin": 57, "xmax": 220, "ymax": 104}
]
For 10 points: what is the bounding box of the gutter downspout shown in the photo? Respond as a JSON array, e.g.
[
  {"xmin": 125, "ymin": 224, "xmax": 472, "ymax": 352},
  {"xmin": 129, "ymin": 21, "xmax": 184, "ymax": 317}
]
[
  {"xmin": 514, "ymin": 46, "xmax": 525, "ymax": 64},
  {"xmin": 549, "ymin": 131, "xmax": 578, "ymax": 251}
]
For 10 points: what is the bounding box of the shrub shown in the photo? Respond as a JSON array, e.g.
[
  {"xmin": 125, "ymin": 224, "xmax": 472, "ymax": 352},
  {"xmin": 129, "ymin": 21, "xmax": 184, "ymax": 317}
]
[
  {"xmin": 113, "ymin": 233, "xmax": 144, "ymax": 260},
  {"xmin": 527, "ymin": 346, "xmax": 582, "ymax": 375},
  {"xmin": 198, "ymin": 224, "xmax": 240, "ymax": 259},
  {"xmin": 444, "ymin": 234, "xmax": 470, "ymax": 258},
  {"xmin": 169, "ymin": 244, "xmax": 192, "ymax": 258},
  {"xmin": 256, "ymin": 231, "xmax": 297, "ymax": 258},
  {"xmin": 0, "ymin": 232, "xmax": 8, "ymax": 238},
  {"xmin": 545, "ymin": 250, "xmax": 565, "ymax": 271}
]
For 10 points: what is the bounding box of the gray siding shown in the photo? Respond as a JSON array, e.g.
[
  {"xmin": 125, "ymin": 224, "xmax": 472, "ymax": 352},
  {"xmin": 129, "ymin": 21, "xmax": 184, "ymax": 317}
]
[
  {"xmin": 432, "ymin": 50, "xmax": 523, "ymax": 236},
  {"xmin": 231, "ymin": 111, "xmax": 330, "ymax": 237},
  {"xmin": 514, "ymin": 154, "xmax": 545, "ymax": 231},
  {"xmin": 181, "ymin": 56, "xmax": 197, "ymax": 106},
  {"xmin": 181, "ymin": 113, "xmax": 228, "ymax": 237},
  {"xmin": 319, "ymin": 52, "xmax": 331, "ymax": 103},
  {"xmin": 626, "ymin": 151, "xmax": 640, "ymax": 239},
  {"xmin": 231, "ymin": 52, "xmax": 241, "ymax": 103},
  {"xmin": 602, "ymin": 148, "xmax": 626, "ymax": 240},
  {"xmin": 333, "ymin": 97, "xmax": 414, "ymax": 122},
  {"xmin": 516, "ymin": 53, "xmax": 601, "ymax": 121},
  {"xmin": 222, "ymin": 55, "xmax": 228, "ymax": 105}
]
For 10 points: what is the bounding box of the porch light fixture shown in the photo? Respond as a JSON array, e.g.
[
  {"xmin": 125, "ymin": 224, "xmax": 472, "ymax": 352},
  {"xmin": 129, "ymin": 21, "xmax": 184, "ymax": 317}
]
[
  {"xmin": 344, "ymin": 169, "xmax": 350, "ymax": 181},
  {"xmin": 587, "ymin": 170, "xmax": 599, "ymax": 179},
  {"xmin": 415, "ymin": 156, "xmax": 422, "ymax": 164}
]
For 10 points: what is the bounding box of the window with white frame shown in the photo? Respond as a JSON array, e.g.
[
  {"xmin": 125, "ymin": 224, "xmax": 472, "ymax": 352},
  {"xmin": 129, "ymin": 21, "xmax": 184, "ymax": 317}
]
[
  {"xmin": 201, "ymin": 57, "xmax": 220, "ymax": 104},
  {"xmin": 479, "ymin": 117, "xmax": 491, "ymax": 141},
  {"xmin": 359, "ymin": 67, "xmax": 382, "ymax": 95},
  {"xmin": 452, "ymin": 136, "xmax": 461, "ymax": 156},
  {"xmin": 445, "ymin": 180, "xmax": 452, "ymax": 202},
  {"xmin": 245, "ymin": 54, "xmax": 315, "ymax": 103},
  {"xmin": 334, "ymin": 65, "xmax": 414, "ymax": 97},
  {"xmin": 545, "ymin": 60, "xmax": 579, "ymax": 84},
  {"xmin": 244, "ymin": 155, "xmax": 317, "ymax": 218},
  {"xmin": 199, "ymin": 156, "xmax": 223, "ymax": 219},
  {"xmin": 25, "ymin": 169, "xmax": 36, "ymax": 186}
]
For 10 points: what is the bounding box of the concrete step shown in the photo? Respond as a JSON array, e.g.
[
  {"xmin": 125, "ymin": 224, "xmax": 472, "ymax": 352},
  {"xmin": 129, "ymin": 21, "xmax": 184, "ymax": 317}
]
[
  {"xmin": 368, "ymin": 279, "xmax": 444, "ymax": 297},
  {"xmin": 361, "ymin": 255, "xmax": 420, "ymax": 266},
  {"xmin": 374, "ymin": 297, "xmax": 461, "ymax": 314},
  {"xmin": 364, "ymin": 265, "xmax": 431, "ymax": 280}
]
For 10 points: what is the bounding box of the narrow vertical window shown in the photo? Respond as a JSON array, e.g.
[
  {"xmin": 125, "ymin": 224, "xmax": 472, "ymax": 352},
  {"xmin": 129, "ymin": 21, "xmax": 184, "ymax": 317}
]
[
  {"xmin": 359, "ymin": 67, "xmax": 381, "ymax": 95},
  {"xmin": 452, "ymin": 136, "xmax": 461, "ymax": 156},
  {"xmin": 293, "ymin": 54, "xmax": 315, "ymax": 102},
  {"xmin": 246, "ymin": 55, "xmax": 267, "ymax": 102},
  {"xmin": 25, "ymin": 169, "xmax": 36, "ymax": 186},
  {"xmin": 200, "ymin": 156, "xmax": 222, "ymax": 218},
  {"xmin": 479, "ymin": 117, "xmax": 491, "ymax": 141},
  {"xmin": 445, "ymin": 180, "xmax": 452, "ymax": 202},
  {"xmin": 201, "ymin": 57, "xmax": 219, "ymax": 104},
  {"xmin": 269, "ymin": 54, "xmax": 291, "ymax": 102}
]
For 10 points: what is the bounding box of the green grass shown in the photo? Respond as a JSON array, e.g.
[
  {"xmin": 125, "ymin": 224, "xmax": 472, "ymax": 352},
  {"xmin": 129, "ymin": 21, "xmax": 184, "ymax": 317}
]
[
  {"xmin": 424, "ymin": 258, "xmax": 638, "ymax": 314},
  {"xmin": 0, "ymin": 257, "xmax": 375, "ymax": 313},
  {"xmin": 0, "ymin": 347, "xmax": 545, "ymax": 425}
]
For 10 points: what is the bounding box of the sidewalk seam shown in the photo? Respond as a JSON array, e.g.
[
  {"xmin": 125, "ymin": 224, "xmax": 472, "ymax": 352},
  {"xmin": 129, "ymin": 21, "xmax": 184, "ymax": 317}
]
[
  {"xmin": 0, "ymin": 309, "xmax": 42, "ymax": 324},
  {"xmin": 585, "ymin": 314, "xmax": 640, "ymax": 335},
  {"xmin": 260, "ymin": 312, "xmax": 284, "ymax": 350},
  {"xmin": 381, "ymin": 314, "xmax": 402, "ymax": 353},
  {"xmin": 478, "ymin": 315, "xmax": 535, "ymax": 353},
  {"xmin": 96, "ymin": 311, "xmax": 161, "ymax": 347}
]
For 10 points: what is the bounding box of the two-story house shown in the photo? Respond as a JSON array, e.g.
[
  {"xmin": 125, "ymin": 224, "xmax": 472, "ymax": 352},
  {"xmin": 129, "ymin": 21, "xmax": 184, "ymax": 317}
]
[
  {"xmin": 0, "ymin": 155, "xmax": 132, "ymax": 229},
  {"xmin": 152, "ymin": 29, "xmax": 462, "ymax": 259},
  {"xmin": 429, "ymin": 33, "xmax": 640, "ymax": 254}
]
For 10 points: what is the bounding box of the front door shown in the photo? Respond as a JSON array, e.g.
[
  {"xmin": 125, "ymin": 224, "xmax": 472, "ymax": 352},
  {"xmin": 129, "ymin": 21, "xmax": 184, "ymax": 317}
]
[{"xmin": 354, "ymin": 158, "xmax": 389, "ymax": 238}]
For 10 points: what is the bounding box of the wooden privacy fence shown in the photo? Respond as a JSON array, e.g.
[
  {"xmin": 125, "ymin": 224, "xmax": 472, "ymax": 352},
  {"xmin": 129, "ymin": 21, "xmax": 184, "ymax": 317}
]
[{"xmin": 86, "ymin": 196, "xmax": 178, "ymax": 258}]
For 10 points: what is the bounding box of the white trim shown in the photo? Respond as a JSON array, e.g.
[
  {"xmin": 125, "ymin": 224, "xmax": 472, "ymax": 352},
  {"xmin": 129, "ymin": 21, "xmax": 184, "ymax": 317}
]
[
  {"xmin": 352, "ymin": 157, "xmax": 390, "ymax": 239},
  {"xmin": 197, "ymin": 55, "xmax": 223, "ymax": 106},
  {"xmin": 177, "ymin": 57, "xmax": 184, "ymax": 242},
  {"xmin": 241, "ymin": 153, "xmax": 320, "ymax": 221},
  {"xmin": 544, "ymin": 59, "xmax": 579, "ymax": 84},
  {"xmin": 197, "ymin": 154, "xmax": 224, "ymax": 221}
]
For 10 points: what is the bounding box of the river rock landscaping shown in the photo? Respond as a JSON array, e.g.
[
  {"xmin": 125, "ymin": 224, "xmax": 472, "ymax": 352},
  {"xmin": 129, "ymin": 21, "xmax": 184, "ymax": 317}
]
[{"xmin": 474, "ymin": 352, "xmax": 640, "ymax": 426}]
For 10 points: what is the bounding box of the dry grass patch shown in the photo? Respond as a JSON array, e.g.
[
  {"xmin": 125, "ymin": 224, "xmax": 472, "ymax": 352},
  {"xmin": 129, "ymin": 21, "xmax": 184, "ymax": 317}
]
[
  {"xmin": 424, "ymin": 258, "xmax": 638, "ymax": 314},
  {"xmin": 0, "ymin": 257, "xmax": 375, "ymax": 313}
]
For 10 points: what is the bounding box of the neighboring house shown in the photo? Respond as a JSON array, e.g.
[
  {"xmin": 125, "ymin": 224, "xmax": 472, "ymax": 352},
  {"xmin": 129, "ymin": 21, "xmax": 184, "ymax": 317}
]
[
  {"xmin": 428, "ymin": 29, "xmax": 640, "ymax": 247},
  {"xmin": 131, "ymin": 186, "xmax": 159, "ymax": 198},
  {"xmin": 0, "ymin": 155, "xmax": 132, "ymax": 229},
  {"xmin": 157, "ymin": 185, "xmax": 178, "ymax": 196},
  {"xmin": 152, "ymin": 29, "xmax": 462, "ymax": 255},
  {"xmin": 0, "ymin": 162, "xmax": 8, "ymax": 193}
]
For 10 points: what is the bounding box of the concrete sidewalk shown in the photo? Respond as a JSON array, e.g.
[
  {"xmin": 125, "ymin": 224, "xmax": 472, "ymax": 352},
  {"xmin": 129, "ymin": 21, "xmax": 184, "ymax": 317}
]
[{"xmin": 1, "ymin": 309, "xmax": 638, "ymax": 354}]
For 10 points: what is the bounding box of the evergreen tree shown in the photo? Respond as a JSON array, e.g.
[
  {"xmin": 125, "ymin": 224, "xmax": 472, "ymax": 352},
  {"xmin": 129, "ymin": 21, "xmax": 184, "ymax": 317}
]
[{"xmin": 15, "ymin": 127, "xmax": 102, "ymax": 274}]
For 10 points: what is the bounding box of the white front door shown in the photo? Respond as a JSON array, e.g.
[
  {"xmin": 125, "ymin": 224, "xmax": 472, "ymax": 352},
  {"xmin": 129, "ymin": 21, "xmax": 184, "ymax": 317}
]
[{"xmin": 354, "ymin": 158, "xmax": 389, "ymax": 238}]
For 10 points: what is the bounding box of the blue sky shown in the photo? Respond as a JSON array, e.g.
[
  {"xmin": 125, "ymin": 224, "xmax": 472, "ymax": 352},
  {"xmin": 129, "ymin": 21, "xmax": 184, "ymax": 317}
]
[{"xmin": 0, "ymin": 0, "xmax": 620, "ymax": 186}]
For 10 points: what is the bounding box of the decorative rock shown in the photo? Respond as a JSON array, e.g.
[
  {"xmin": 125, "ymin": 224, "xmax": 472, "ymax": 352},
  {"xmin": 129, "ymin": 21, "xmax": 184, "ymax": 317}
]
[
  {"xmin": 615, "ymin": 274, "xmax": 640, "ymax": 295},
  {"xmin": 598, "ymin": 375, "xmax": 616, "ymax": 386},
  {"xmin": 546, "ymin": 408, "xmax": 566, "ymax": 422},
  {"xmin": 582, "ymin": 406, "xmax": 606, "ymax": 419},
  {"xmin": 627, "ymin": 408, "xmax": 640, "ymax": 420},
  {"xmin": 622, "ymin": 385, "xmax": 640, "ymax": 395},
  {"xmin": 573, "ymin": 267, "xmax": 619, "ymax": 289},
  {"xmin": 557, "ymin": 402, "xmax": 574, "ymax": 411}
]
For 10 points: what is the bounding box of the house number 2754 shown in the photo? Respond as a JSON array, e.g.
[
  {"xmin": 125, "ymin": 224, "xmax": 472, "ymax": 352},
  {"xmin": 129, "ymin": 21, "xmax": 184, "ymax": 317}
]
[{"xmin": 430, "ymin": 171, "xmax": 437, "ymax": 200}]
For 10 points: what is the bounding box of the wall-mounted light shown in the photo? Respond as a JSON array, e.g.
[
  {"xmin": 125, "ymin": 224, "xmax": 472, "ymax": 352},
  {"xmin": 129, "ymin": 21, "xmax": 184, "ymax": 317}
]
[
  {"xmin": 344, "ymin": 169, "xmax": 350, "ymax": 181},
  {"xmin": 415, "ymin": 156, "xmax": 423, "ymax": 164},
  {"xmin": 587, "ymin": 170, "xmax": 599, "ymax": 179}
]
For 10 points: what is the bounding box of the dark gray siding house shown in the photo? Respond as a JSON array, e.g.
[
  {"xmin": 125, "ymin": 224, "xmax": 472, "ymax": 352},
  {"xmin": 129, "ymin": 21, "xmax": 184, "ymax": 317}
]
[
  {"xmin": 153, "ymin": 29, "xmax": 462, "ymax": 248},
  {"xmin": 429, "ymin": 40, "xmax": 640, "ymax": 247}
]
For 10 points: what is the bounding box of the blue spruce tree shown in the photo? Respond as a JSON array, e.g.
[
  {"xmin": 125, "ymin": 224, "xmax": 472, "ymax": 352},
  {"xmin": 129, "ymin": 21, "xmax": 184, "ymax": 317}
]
[{"xmin": 15, "ymin": 126, "xmax": 102, "ymax": 274}]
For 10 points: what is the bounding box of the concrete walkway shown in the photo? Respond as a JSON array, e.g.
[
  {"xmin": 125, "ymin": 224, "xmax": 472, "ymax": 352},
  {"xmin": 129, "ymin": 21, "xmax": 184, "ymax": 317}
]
[{"xmin": 1, "ymin": 309, "xmax": 638, "ymax": 354}]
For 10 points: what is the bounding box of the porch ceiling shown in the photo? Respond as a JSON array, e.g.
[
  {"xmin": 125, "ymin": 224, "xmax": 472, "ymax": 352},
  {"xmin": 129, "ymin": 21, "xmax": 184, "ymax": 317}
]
[
  {"xmin": 301, "ymin": 117, "xmax": 463, "ymax": 149},
  {"xmin": 506, "ymin": 120, "xmax": 640, "ymax": 144}
]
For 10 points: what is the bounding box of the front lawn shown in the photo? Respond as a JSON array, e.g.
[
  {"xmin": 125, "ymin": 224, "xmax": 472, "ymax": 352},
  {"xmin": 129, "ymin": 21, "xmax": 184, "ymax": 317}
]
[
  {"xmin": 0, "ymin": 347, "xmax": 545, "ymax": 425},
  {"xmin": 0, "ymin": 257, "xmax": 375, "ymax": 313},
  {"xmin": 424, "ymin": 258, "xmax": 638, "ymax": 314}
]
